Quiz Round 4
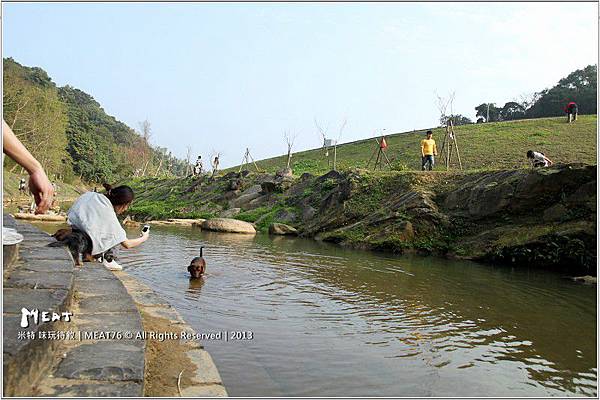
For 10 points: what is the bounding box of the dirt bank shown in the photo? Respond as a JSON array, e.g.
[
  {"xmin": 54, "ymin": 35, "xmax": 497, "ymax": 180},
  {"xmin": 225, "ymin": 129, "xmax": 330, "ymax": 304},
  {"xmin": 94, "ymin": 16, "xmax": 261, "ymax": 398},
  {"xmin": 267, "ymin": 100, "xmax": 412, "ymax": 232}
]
[
  {"xmin": 124, "ymin": 164, "xmax": 596, "ymax": 275},
  {"xmin": 140, "ymin": 310, "xmax": 197, "ymax": 397}
]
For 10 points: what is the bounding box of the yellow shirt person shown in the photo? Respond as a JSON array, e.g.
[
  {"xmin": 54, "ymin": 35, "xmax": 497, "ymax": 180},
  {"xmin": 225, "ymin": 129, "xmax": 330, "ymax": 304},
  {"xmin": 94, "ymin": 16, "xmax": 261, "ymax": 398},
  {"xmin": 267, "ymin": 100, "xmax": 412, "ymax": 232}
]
[{"xmin": 420, "ymin": 130, "xmax": 437, "ymax": 171}]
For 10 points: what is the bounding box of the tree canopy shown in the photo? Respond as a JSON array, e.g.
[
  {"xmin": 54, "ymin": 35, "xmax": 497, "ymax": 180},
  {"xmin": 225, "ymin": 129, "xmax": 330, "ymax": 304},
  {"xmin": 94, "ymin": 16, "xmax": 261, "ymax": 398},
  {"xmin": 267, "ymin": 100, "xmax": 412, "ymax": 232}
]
[
  {"xmin": 474, "ymin": 64, "xmax": 597, "ymax": 122},
  {"xmin": 3, "ymin": 58, "xmax": 190, "ymax": 183},
  {"xmin": 526, "ymin": 65, "xmax": 597, "ymax": 118}
]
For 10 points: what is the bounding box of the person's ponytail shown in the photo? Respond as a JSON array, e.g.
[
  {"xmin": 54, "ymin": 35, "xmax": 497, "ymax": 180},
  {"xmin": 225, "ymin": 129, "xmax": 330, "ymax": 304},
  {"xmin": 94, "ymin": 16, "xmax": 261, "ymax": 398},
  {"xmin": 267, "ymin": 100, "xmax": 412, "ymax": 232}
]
[
  {"xmin": 102, "ymin": 183, "xmax": 113, "ymax": 195},
  {"xmin": 102, "ymin": 183, "xmax": 134, "ymax": 206}
]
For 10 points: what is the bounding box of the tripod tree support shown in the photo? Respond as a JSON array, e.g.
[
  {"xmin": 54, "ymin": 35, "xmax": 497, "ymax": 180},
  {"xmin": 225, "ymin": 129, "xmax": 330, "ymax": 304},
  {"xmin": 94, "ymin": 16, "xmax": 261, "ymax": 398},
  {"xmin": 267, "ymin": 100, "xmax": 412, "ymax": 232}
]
[
  {"xmin": 366, "ymin": 136, "xmax": 392, "ymax": 170},
  {"xmin": 438, "ymin": 120, "xmax": 463, "ymax": 171},
  {"xmin": 238, "ymin": 148, "xmax": 262, "ymax": 173}
]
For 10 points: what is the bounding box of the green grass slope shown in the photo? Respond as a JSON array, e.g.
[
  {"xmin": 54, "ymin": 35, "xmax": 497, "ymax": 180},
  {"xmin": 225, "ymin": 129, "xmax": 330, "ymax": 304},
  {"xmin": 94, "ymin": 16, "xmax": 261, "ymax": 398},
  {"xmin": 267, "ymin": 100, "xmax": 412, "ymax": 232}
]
[
  {"xmin": 232, "ymin": 115, "xmax": 597, "ymax": 175},
  {"xmin": 2, "ymin": 170, "xmax": 86, "ymax": 202}
]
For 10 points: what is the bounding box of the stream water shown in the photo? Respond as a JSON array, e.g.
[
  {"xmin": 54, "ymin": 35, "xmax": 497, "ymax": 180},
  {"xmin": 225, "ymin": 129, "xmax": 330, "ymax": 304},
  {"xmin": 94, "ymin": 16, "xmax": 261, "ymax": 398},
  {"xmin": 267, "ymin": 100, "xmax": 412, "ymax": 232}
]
[{"xmin": 32, "ymin": 223, "xmax": 597, "ymax": 396}]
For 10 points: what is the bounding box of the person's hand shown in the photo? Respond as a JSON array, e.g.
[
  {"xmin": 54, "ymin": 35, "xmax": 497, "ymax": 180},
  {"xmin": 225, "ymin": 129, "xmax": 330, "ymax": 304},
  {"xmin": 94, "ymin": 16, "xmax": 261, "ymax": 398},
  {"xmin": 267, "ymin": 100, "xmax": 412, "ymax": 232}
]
[
  {"xmin": 28, "ymin": 168, "xmax": 54, "ymax": 214},
  {"xmin": 140, "ymin": 230, "xmax": 150, "ymax": 240}
]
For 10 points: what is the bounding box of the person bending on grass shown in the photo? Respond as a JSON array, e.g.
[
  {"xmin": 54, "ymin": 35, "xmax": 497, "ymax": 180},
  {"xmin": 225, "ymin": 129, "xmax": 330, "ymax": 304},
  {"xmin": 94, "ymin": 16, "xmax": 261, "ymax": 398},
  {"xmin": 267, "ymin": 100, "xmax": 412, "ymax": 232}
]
[
  {"xmin": 420, "ymin": 130, "xmax": 438, "ymax": 171},
  {"xmin": 67, "ymin": 183, "xmax": 149, "ymax": 270},
  {"xmin": 565, "ymin": 101, "xmax": 578, "ymax": 123},
  {"xmin": 526, "ymin": 150, "xmax": 553, "ymax": 168}
]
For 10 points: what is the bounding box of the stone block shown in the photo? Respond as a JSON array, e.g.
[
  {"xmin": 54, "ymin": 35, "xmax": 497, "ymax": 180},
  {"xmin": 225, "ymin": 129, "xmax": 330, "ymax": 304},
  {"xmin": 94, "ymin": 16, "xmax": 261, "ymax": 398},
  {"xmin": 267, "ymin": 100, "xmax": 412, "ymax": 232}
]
[
  {"xmin": 78, "ymin": 294, "xmax": 137, "ymax": 314},
  {"xmin": 20, "ymin": 259, "xmax": 73, "ymax": 273},
  {"xmin": 129, "ymin": 290, "xmax": 172, "ymax": 307},
  {"xmin": 180, "ymin": 384, "xmax": 228, "ymax": 397},
  {"xmin": 40, "ymin": 380, "xmax": 142, "ymax": 397},
  {"xmin": 142, "ymin": 305, "xmax": 185, "ymax": 325},
  {"xmin": 75, "ymin": 277, "xmax": 129, "ymax": 297},
  {"xmin": 55, "ymin": 342, "xmax": 144, "ymax": 382},
  {"xmin": 185, "ymin": 349, "xmax": 223, "ymax": 384},
  {"xmin": 3, "ymin": 288, "xmax": 70, "ymax": 315},
  {"xmin": 4, "ymin": 270, "xmax": 72, "ymax": 291}
]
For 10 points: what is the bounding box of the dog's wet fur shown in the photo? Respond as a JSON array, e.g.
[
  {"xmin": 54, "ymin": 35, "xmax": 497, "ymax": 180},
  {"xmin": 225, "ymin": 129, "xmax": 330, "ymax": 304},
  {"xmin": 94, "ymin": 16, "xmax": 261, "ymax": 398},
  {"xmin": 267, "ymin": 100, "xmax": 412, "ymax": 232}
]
[
  {"xmin": 48, "ymin": 228, "xmax": 109, "ymax": 266},
  {"xmin": 188, "ymin": 246, "xmax": 206, "ymax": 278},
  {"xmin": 49, "ymin": 228, "xmax": 93, "ymax": 266}
]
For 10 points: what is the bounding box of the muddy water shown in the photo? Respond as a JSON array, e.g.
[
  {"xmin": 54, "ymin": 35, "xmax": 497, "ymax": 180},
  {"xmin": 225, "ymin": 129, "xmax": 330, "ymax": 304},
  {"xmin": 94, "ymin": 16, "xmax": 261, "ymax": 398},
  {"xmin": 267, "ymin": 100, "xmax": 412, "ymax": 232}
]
[{"xmin": 32, "ymin": 223, "xmax": 597, "ymax": 396}]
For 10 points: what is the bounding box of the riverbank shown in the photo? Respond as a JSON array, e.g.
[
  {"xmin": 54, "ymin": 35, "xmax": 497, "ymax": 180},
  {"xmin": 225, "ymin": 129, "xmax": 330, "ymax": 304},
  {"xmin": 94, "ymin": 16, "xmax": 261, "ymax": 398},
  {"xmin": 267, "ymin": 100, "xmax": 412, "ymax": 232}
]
[
  {"xmin": 115, "ymin": 271, "xmax": 227, "ymax": 397},
  {"xmin": 124, "ymin": 163, "xmax": 596, "ymax": 275}
]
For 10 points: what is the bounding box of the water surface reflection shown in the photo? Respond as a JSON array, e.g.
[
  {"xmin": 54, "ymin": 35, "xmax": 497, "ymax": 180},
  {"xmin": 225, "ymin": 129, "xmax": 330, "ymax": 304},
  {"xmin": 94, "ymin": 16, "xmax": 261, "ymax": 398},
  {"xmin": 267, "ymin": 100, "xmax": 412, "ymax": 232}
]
[{"xmin": 34, "ymin": 222, "xmax": 597, "ymax": 396}]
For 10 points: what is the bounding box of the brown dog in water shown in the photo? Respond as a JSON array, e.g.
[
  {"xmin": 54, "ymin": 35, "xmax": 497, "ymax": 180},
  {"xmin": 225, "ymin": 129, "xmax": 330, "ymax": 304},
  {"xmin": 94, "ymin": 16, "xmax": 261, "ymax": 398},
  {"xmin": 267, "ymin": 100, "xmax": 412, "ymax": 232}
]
[{"xmin": 187, "ymin": 247, "xmax": 206, "ymax": 278}]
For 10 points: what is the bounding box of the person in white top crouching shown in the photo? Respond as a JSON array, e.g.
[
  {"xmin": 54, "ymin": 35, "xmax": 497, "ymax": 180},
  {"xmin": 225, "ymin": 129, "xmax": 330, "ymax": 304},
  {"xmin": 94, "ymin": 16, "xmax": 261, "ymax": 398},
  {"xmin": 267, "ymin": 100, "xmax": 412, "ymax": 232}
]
[
  {"xmin": 67, "ymin": 183, "xmax": 149, "ymax": 270},
  {"xmin": 526, "ymin": 150, "xmax": 554, "ymax": 168}
]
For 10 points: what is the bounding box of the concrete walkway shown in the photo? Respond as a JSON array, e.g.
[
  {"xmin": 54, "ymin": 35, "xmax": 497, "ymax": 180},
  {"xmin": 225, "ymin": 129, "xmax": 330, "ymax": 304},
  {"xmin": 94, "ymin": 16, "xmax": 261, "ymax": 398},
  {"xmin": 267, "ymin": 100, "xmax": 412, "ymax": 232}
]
[
  {"xmin": 3, "ymin": 215, "xmax": 76, "ymax": 396},
  {"xmin": 35, "ymin": 262, "xmax": 145, "ymax": 396}
]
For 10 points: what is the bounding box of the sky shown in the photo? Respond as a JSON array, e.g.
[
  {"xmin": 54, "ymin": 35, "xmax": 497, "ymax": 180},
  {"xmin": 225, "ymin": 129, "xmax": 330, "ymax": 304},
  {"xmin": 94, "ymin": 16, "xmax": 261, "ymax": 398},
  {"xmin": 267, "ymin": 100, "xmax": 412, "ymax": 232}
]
[{"xmin": 2, "ymin": 2, "xmax": 598, "ymax": 168}]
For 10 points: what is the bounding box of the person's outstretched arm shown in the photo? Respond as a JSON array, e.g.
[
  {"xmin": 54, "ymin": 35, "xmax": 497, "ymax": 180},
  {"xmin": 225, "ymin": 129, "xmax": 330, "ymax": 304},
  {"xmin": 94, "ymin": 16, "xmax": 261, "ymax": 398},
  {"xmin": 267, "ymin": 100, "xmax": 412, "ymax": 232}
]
[
  {"xmin": 3, "ymin": 120, "xmax": 54, "ymax": 214},
  {"xmin": 121, "ymin": 231, "xmax": 149, "ymax": 249},
  {"xmin": 544, "ymin": 155, "xmax": 554, "ymax": 166}
]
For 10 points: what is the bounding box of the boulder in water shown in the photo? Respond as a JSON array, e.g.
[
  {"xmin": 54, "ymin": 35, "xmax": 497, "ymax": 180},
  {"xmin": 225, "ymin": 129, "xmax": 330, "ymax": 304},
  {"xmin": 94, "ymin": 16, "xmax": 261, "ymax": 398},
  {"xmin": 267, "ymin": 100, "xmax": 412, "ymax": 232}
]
[
  {"xmin": 268, "ymin": 223, "xmax": 298, "ymax": 236},
  {"xmin": 201, "ymin": 218, "xmax": 256, "ymax": 234},
  {"xmin": 571, "ymin": 275, "xmax": 597, "ymax": 284},
  {"xmin": 13, "ymin": 213, "xmax": 66, "ymax": 222}
]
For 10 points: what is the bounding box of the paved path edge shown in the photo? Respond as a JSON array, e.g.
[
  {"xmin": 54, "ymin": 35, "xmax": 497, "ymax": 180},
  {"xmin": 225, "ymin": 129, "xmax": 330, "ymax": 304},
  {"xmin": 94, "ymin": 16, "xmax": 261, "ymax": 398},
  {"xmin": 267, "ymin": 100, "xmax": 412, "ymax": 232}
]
[{"xmin": 113, "ymin": 270, "xmax": 229, "ymax": 397}]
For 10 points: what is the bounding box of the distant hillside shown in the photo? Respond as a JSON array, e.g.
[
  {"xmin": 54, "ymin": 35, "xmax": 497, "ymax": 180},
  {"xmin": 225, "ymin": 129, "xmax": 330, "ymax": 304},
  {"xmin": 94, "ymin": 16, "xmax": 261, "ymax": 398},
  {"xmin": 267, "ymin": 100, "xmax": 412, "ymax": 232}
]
[
  {"xmin": 232, "ymin": 115, "xmax": 597, "ymax": 175},
  {"xmin": 2, "ymin": 58, "xmax": 188, "ymax": 184}
]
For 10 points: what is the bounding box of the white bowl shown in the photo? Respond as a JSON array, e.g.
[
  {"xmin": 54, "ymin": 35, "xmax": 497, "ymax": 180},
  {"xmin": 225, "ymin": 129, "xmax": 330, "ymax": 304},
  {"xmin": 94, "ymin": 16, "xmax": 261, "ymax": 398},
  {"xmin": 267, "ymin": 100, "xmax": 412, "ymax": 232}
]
[{"xmin": 3, "ymin": 227, "xmax": 24, "ymax": 245}]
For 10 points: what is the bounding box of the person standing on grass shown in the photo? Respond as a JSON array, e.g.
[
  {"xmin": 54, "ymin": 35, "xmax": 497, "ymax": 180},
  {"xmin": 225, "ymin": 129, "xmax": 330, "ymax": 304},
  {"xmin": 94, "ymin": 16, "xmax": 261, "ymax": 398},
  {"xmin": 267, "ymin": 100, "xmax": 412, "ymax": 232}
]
[
  {"xmin": 212, "ymin": 155, "xmax": 220, "ymax": 177},
  {"xmin": 420, "ymin": 130, "xmax": 438, "ymax": 171},
  {"xmin": 193, "ymin": 156, "xmax": 203, "ymax": 176},
  {"xmin": 527, "ymin": 150, "xmax": 553, "ymax": 168},
  {"xmin": 565, "ymin": 101, "xmax": 578, "ymax": 123},
  {"xmin": 18, "ymin": 177, "xmax": 27, "ymax": 194}
]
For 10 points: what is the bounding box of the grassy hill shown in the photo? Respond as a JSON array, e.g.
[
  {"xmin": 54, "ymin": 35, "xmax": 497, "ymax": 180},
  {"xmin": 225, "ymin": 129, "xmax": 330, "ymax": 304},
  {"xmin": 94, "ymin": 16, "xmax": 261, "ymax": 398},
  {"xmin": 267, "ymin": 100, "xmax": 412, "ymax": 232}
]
[
  {"xmin": 2, "ymin": 170, "xmax": 86, "ymax": 203},
  {"xmin": 230, "ymin": 115, "xmax": 597, "ymax": 175}
]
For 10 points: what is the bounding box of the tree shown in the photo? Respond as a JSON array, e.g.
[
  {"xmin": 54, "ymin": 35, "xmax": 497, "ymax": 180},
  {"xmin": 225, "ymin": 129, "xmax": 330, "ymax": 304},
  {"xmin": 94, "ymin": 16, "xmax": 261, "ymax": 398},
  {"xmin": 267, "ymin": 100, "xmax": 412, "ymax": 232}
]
[
  {"xmin": 314, "ymin": 117, "xmax": 346, "ymax": 171},
  {"xmin": 314, "ymin": 117, "xmax": 330, "ymax": 158},
  {"xmin": 499, "ymin": 101, "xmax": 526, "ymax": 121},
  {"xmin": 4, "ymin": 58, "xmax": 187, "ymax": 184},
  {"xmin": 3, "ymin": 58, "xmax": 69, "ymax": 175},
  {"xmin": 435, "ymin": 91, "xmax": 456, "ymax": 125},
  {"xmin": 209, "ymin": 150, "xmax": 221, "ymax": 177},
  {"xmin": 475, "ymin": 103, "xmax": 501, "ymax": 122},
  {"xmin": 138, "ymin": 120, "xmax": 153, "ymax": 176},
  {"xmin": 185, "ymin": 146, "xmax": 193, "ymax": 176},
  {"xmin": 516, "ymin": 92, "xmax": 541, "ymax": 111},
  {"xmin": 526, "ymin": 64, "xmax": 597, "ymax": 118},
  {"xmin": 283, "ymin": 130, "xmax": 297, "ymax": 170},
  {"xmin": 435, "ymin": 92, "xmax": 472, "ymax": 126},
  {"xmin": 441, "ymin": 114, "xmax": 472, "ymax": 126}
]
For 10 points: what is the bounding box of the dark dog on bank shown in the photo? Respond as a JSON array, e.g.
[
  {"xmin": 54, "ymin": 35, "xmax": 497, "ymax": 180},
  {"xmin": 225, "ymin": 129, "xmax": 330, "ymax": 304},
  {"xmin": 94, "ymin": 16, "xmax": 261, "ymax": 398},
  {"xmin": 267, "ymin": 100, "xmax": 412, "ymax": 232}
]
[
  {"xmin": 188, "ymin": 246, "xmax": 206, "ymax": 278},
  {"xmin": 49, "ymin": 228, "xmax": 94, "ymax": 266}
]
